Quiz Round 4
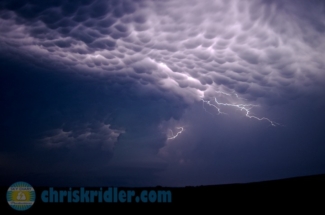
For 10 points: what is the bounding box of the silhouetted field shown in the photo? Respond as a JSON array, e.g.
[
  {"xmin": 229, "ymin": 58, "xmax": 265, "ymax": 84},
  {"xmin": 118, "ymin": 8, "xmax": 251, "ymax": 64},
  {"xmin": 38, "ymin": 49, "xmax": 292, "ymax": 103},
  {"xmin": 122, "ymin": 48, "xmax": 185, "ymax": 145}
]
[{"xmin": 2, "ymin": 174, "xmax": 325, "ymax": 213}]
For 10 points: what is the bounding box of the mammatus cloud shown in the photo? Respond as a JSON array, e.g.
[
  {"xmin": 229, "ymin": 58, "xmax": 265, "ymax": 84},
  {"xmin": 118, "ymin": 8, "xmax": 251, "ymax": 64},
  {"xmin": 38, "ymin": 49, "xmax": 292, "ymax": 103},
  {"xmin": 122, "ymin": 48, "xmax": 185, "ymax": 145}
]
[
  {"xmin": 0, "ymin": 0, "xmax": 325, "ymax": 166},
  {"xmin": 1, "ymin": 0, "xmax": 324, "ymax": 100}
]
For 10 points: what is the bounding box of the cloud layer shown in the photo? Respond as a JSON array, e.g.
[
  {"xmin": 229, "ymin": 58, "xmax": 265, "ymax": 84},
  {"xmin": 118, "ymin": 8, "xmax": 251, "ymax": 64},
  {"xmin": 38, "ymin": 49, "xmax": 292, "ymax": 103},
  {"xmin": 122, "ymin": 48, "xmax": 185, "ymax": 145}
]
[
  {"xmin": 1, "ymin": 0, "xmax": 325, "ymax": 186},
  {"xmin": 1, "ymin": 0, "xmax": 324, "ymax": 105}
]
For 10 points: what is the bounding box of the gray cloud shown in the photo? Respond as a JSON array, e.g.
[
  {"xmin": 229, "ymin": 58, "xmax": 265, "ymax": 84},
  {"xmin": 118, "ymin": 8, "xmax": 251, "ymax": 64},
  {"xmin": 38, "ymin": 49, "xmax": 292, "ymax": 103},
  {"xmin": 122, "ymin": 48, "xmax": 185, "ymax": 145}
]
[
  {"xmin": 1, "ymin": 0, "xmax": 325, "ymax": 186},
  {"xmin": 1, "ymin": 0, "xmax": 324, "ymax": 107}
]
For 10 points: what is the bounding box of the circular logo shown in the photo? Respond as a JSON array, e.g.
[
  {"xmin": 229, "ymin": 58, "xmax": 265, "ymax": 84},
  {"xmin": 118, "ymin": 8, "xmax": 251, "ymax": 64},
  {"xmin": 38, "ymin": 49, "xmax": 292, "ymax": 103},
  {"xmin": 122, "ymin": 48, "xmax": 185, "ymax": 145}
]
[{"xmin": 7, "ymin": 182, "xmax": 35, "ymax": 211}]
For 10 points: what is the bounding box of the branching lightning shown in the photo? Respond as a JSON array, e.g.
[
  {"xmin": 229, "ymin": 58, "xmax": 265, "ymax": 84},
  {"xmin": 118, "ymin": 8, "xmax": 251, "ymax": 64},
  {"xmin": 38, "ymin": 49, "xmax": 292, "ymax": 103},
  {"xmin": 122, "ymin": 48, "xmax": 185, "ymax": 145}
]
[
  {"xmin": 214, "ymin": 98, "xmax": 279, "ymax": 126},
  {"xmin": 215, "ymin": 91, "xmax": 231, "ymax": 96},
  {"xmin": 201, "ymin": 92, "xmax": 280, "ymax": 126},
  {"xmin": 167, "ymin": 91, "xmax": 279, "ymax": 141},
  {"xmin": 167, "ymin": 127, "xmax": 184, "ymax": 140},
  {"xmin": 201, "ymin": 99, "xmax": 226, "ymax": 115}
]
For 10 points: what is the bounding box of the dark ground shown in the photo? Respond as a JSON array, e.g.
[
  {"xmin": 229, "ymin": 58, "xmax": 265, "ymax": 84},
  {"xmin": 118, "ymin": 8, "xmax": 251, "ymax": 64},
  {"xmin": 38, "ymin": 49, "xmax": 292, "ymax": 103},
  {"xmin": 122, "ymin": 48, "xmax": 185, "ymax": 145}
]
[{"xmin": 1, "ymin": 174, "xmax": 325, "ymax": 212}]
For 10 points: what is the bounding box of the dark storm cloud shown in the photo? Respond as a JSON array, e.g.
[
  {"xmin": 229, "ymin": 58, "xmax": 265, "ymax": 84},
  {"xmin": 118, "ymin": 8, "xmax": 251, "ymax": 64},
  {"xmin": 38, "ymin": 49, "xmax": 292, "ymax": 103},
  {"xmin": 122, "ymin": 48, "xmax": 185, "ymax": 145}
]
[
  {"xmin": 1, "ymin": 0, "xmax": 324, "ymax": 106},
  {"xmin": 0, "ymin": 0, "xmax": 325, "ymax": 186},
  {"xmin": 0, "ymin": 58, "xmax": 186, "ymax": 186},
  {"xmin": 156, "ymin": 92, "xmax": 325, "ymax": 186},
  {"xmin": 0, "ymin": 58, "xmax": 187, "ymax": 149}
]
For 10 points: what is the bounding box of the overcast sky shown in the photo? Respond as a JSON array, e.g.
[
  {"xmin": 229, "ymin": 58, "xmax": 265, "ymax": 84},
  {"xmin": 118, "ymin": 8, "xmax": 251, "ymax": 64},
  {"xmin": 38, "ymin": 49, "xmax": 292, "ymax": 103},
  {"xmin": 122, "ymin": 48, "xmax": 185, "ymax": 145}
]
[{"xmin": 0, "ymin": 0, "xmax": 325, "ymax": 187}]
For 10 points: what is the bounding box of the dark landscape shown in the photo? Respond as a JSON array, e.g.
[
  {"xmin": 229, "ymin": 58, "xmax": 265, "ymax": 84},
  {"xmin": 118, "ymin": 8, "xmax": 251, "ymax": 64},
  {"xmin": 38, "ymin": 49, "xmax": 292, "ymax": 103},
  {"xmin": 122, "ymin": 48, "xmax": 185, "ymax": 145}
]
[{"xmin": 1, "ymin": 174, "xmax": 325, "ymax": 212}]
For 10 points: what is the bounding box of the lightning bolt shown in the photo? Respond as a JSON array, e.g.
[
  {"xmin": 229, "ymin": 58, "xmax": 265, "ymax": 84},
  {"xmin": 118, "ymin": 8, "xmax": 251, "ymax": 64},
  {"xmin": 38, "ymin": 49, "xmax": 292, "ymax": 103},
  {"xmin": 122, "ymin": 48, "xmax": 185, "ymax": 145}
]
[
  {"xmin": 214, "ymin": 98, "xmax": 279, "ymax": 126},
  {"xmin": 215, "ymin": 91, "xmax": 231, "ymax": 96},
  {"xmin": 201, "ymin": 92, "xmax": 280, "ymax": 127},
  {"xmin": 201, "ymin": 99, "xmax": 226, "ymax": 115},
  {"xmin": 167, "ymin": 127, "xmax": 184, "ymax": 140}
]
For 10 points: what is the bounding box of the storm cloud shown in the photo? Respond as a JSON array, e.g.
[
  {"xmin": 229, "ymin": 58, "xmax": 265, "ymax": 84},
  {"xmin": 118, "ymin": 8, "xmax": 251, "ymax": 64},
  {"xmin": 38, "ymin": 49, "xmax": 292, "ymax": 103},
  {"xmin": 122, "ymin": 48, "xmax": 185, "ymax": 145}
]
[{"xmin": 0, "ymin": 0, "xmax": 325, "ymax": 186}]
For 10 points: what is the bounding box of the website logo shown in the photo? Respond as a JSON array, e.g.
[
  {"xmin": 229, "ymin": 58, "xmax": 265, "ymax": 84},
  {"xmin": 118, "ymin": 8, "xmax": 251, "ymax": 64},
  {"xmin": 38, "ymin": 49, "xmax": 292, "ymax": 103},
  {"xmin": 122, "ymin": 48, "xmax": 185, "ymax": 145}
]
[
  {"xmin": 41, "ymin": 187, "xmax": 171, "ymax": 203},
  {"xmin": 7, "ymin": 182, "xmax": 36, "ymax": 211}
]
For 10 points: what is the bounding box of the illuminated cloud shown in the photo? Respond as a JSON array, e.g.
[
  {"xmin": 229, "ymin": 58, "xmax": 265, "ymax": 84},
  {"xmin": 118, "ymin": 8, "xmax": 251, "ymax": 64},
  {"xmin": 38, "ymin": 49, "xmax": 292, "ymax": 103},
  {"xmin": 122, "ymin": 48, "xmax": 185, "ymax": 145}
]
[
  {"xmin": 42, "ymin": 123, "xmax": 124, "ymax": 151},
  {"xmin": 0, "ymin": 0, "xmax": 323, "ymax": 107},
  {"xmin": 1, "ymin": 0, "xmax": 325, "ymax": 186}
]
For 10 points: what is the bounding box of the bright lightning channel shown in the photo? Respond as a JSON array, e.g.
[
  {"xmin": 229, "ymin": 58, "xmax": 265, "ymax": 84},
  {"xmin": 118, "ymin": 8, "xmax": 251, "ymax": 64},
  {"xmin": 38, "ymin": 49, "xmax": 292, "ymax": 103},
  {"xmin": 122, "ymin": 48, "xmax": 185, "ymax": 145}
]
[
  {"xmin": 201, "ymin": 92, "xmax": 280, "ymax": 127},
  {"xmin": 167, "ymin": 127, "xmax": 184, "ymax": 140},
  {"xmin": 215, "ymin": 91, "xmax": 231, "ymax": 96},
  {"xmin": 214, "ymin": 98, "xmax": 279, "ymax": 126},
  {"xmin": 201, "ymin": 99, "xmax": 226, "ymax": 115}
]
